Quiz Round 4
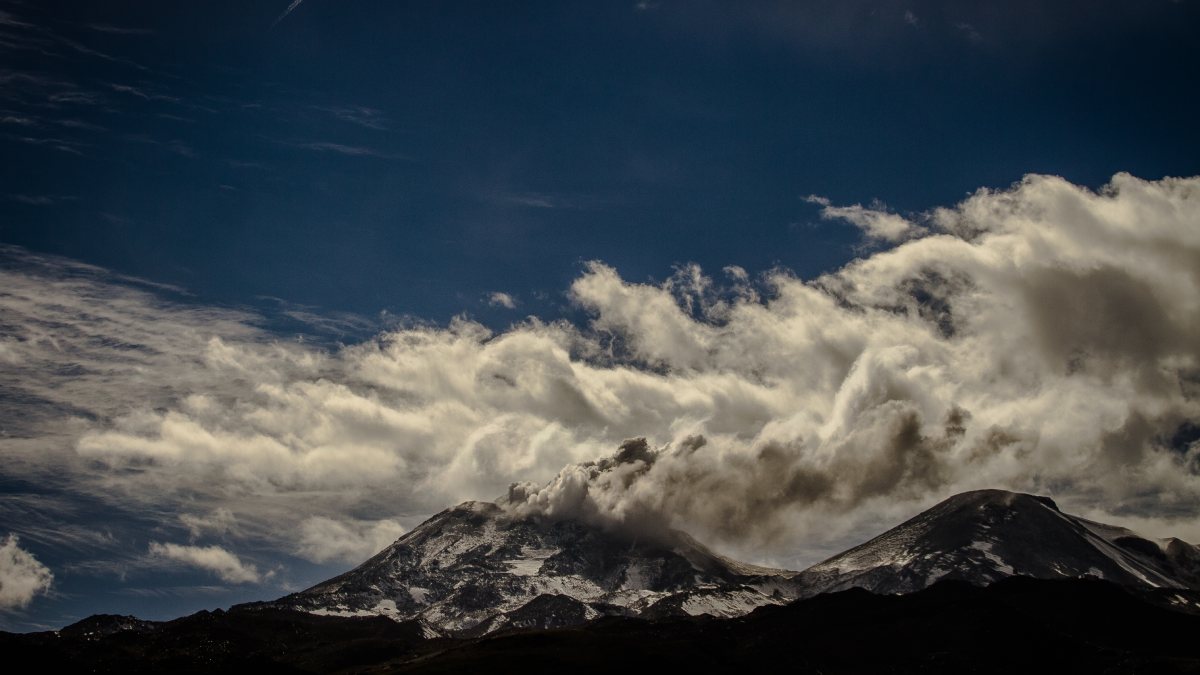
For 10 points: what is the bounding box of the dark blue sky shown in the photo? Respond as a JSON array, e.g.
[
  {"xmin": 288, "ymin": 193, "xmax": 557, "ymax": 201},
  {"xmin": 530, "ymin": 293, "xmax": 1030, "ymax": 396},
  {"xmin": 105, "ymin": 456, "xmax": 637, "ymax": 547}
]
[
  {"xmin": 4, "ymin": 0, "xmax": 1197, "ymax": 327},
  {"xmin": 2, "ymin": 0, "xmax": 1200, "ymax": 632}
]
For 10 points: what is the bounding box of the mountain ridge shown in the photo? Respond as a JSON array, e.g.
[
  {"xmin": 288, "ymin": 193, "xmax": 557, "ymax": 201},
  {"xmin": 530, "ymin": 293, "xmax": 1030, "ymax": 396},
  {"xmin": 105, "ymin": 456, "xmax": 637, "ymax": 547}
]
[
  {"xmin": 12, "ymin": 576, "xmax": 1200, "ymax": 674},
  {"xmin": 8, "ymin": 487, "xmax": 1200, "ymax": 672},
  {"xmin": 244, "ymin": 488, "xmax": 1200, "ymax": 635}
]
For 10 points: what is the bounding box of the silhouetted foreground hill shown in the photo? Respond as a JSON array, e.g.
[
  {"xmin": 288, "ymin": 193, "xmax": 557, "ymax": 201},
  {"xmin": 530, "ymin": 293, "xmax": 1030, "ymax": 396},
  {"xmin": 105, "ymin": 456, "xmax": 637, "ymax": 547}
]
[{"xmin": 6, "ymin": 577, "xmax": 1200, "ymax": 674}]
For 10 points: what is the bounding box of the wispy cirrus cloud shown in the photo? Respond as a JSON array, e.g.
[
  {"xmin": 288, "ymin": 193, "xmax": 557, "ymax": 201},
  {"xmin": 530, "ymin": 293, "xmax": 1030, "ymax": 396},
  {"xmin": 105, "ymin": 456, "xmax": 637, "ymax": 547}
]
[
  {"xmin": 0, "ymin": 10, "xmax": 35, "ymax": 30},
  {"xmin": 0, "ymin": 69, "xmax": 103, "ymax": 110},
  {"xmin": 286, "ymin": 140, "xmax": 406, "ymax": 159},
  {"xmin": 2, "ymin": 132, "xmax": 86, "ymax": 154},
  {"xmin": 500, "ymin": 193, "xmax": 561, "ymax": 209},
  {"xmin": 271, "ymin": 0, "xmax": 307, "ymax": 29},
  {"xmin": 0, "ymin": 8, "xmax": 149, "ymax": 70},
  {"xmin": 87, "ymin": 24, "xmax": 154, "ymax": 36},
  {"xmin": 315, "ymin": 104, "xmax": 388, "ymax": 130},
  {"xmin": 179, "ymin": 509, "xmax": 237, "ymax": 542},
  {"xmin": 122, "ymin": 133, "xmax": 195, "ymax": 157},
  {"xmin": 108, "ymin": 83, "xmax": 180, "ymax": 103},
  {"xmin": 492, "ymin": 191, "xmax": 605, "ymax": 210},
  {"xmin": 0, "ymin": 114, "xmax": 36, "ymax": 126},
  {"xmin": 5, "ymin": 193, "xmax": 74, "ymax": 205},
  {"xmin": 54, "ymin": 119, "xmax": 106, "ymax": 131}
]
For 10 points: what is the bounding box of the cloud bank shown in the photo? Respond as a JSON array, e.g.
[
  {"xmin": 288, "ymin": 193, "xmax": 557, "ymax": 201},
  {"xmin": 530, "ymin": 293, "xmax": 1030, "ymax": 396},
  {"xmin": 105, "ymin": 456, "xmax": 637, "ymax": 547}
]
[
  {"xmin": 1, "ymin": 172, "xmax": 1199, "ymax": 574},
  {"xmin": 0, "ymin": 535, "xmax": 53, "ymax": 610},
  {"xmin": 507, "ymin": 173, "xmax": 1200, "ymax": 553}
]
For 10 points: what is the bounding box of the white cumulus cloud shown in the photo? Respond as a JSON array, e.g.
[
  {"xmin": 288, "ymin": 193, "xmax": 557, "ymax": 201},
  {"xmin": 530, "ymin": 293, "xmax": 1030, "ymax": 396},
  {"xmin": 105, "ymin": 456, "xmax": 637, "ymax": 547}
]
[
  {"xmin": 148, "ymin": 542, "xmax": 261, "ymax": 584},
  {"xmin": 487, "ymin": 291, "xmax": 518, "ymax": 309},
  {"xmin": 0, "ymin": 535, "xmax": 53, "ymax": 610},
  {"xmin": 806, "ymin": 194, "xmax": 926, "ymax": 243}
]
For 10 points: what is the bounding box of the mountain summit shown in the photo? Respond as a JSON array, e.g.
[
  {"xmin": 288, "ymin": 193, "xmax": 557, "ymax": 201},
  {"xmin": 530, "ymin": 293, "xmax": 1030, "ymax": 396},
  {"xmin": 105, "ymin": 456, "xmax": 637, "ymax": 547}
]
[
  {"xmin": 254, "ymin": 500, "xmax": 792, "ymax": 635},
  {"xmin": 796, "ymin": 489, "xmax": 1200, "ymax": 597}
]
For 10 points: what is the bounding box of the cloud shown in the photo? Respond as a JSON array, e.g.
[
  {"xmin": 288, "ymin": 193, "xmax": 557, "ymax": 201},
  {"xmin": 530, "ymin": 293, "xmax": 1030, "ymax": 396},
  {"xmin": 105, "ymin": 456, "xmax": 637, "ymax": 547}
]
[
  {"xmin": 488, "ymin": 292, "xmax": 518, "ymax": 309},
  {"xmin": 0, "ymin": 535, "xmax": 53, "ymax": 610},
  {"xmin": 2, "ymin": 132, "xmax": 86, "ymax": 155},
  {"xmin": 272, "ymin": 0, "xmax": 307, "ymax": 29},
  {"xmin": 501, "ymin": 193, "xmax": 560, "ymax": 209},
  {"xmin": 0, "ymin": 8, "xmax": 149, "ymax": 71},
  {"xmin": 501, "ymin": 172, "xmax": 1200, "ymax": 557},
  {"xmin": 493, "ymin": 191, "xmax": 603, "ymax": 210},
  {"xmin": 7, "ymin": 194, "xmax": 59, "ymax": 205},
  {"xmin": 2, "ymin": 171, "xmax": 1200, "ymax": 572},
  {"xmin": 180, "ymin": 509, "xmax": 237, "ymax": 541},
  {"xmin": 955, "ymin": 21, "xmax": 983, "ymax": 43},
  {"xmin": 288, "ymin": 141, "xmax": 401, "ymax": 158},
  {"xmin": 54, "ymin": 119, "xmax": 106, "ymax": 132},
  {"xmin": 0, "ymin": 11, "xmax": 36, "ymax": 30},
  {"xmin": 806, "ymin": 195, "xmax": 926, "ymax": 243},
  {"xmin": 87, "ymin": 24, "xmax": 154, "ymax": 36},
  {"xmin": 316, "ymin": 105, "xmax": 388, "ymax": 130},
  {"xmin": 296, "ymin": 517, "xmax": 406, "ymax": 564},
  {"xmin": 108, "ymin": 83, "xmax": 179, "ymax": 103},
  {"xmin": 148, "ymin": 542, "xmax": 260, "ymax": 584}
]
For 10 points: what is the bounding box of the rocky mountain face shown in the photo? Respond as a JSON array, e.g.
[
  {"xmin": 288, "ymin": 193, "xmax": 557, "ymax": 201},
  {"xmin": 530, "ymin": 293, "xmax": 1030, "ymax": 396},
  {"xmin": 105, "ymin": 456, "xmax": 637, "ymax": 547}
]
[
  {"xmin": 250, "ymin": 500, "xmax": 794, "ymax": 635},
  {"xmin": 795, "ymin": 489, "xmax": 1200, "ymax": 599}
]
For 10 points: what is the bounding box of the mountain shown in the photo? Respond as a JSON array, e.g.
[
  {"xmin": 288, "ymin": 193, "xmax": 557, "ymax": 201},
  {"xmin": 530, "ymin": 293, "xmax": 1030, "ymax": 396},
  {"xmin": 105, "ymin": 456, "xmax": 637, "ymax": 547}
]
[
  {"xmin": 795, "ymin": 489, "xmax": 1200, "ymax": 599},
  {"xmin": 249, "ymin": 500, "xmax": 794, "ymax": 635},
  {"xmin": 10, "ymin": 488, "xmax": 1200, "ymax": 672},
  {"xmin": 253, "ymin": 488, "xmax": 1200, "ymax": 636},
  {"xmin": 11, "ymin": 578, "xmax": 1200, "ymax": 674}
]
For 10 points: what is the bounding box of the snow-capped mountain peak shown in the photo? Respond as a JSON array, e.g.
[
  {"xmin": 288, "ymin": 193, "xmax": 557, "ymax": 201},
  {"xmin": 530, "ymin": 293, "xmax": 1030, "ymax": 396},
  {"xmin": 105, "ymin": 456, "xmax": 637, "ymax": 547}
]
[
  {"xmin": 795, "ymin": 489, "xmax": 1200, "ymax": 596},
  {"xmin": 252, "ymin": 500, "xmax": 791, "ymax": 635}
]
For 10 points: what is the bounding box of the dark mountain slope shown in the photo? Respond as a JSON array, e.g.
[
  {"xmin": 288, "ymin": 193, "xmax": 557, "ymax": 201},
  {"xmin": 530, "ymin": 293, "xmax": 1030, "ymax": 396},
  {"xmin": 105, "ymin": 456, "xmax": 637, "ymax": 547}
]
[{"xmin": 8, "ymin": 578, "xmax": 1200, "ymax": 674}]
